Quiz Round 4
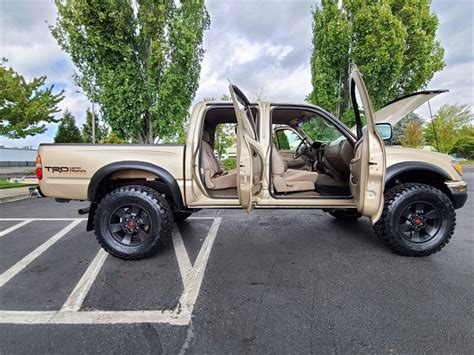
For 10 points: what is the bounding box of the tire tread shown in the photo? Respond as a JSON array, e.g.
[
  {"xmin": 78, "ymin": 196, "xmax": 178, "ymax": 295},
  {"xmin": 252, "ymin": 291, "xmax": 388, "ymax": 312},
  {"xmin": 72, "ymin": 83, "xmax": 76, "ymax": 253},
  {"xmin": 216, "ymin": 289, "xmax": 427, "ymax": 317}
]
[
  {"xmin": 94, "ymin": 185, "xmax": 173, "ymax": 260},
  {"xmin": 374, "ymin": 183, "xmax": 456, "ymax": 257}
]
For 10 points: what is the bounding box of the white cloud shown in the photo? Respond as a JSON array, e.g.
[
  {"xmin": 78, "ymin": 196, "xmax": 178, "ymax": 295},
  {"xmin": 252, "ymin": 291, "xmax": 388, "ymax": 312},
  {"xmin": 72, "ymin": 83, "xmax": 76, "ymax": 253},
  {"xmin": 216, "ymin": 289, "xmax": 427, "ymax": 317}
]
[
  {"xmin": 1, "ymin": 0, "xmax": 89, "ymax": 148},
  {"xmin": 196, "ymin": 34, "xmax": 296, "ymax": 101}
]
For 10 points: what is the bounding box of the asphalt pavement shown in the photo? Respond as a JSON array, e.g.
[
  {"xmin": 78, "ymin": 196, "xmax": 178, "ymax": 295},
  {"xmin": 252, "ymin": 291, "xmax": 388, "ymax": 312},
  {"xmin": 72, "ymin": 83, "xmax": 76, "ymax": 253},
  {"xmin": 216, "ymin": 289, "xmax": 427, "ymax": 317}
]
[{"xmin": 0, "ymin": 168, "xmax": 473, "ymax": 353}]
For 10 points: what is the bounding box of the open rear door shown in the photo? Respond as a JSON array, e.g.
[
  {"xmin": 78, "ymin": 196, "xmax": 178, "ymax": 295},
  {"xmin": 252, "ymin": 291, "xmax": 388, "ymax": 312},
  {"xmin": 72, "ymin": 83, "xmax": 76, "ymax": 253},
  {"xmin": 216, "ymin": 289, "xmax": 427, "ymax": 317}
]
[
  {"xmin": 229, "ymin": 84, "xmax": 263, "ymax": 212},
  {"xmin": 348, "ymin": 64, "xmax": 386, "ymax": 223}
]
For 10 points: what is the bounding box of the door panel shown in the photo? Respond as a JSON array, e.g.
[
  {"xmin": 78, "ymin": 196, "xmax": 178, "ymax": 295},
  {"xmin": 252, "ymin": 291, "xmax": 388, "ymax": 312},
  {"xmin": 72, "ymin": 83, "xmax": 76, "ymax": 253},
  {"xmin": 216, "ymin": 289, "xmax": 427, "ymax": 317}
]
[
  {"xmin": 229, "ymin": 84, "xmax": 263, "ymax": 212},
  {"xmin": 348, "ymin": 64, "xmax": 386, "ymax": 223}
]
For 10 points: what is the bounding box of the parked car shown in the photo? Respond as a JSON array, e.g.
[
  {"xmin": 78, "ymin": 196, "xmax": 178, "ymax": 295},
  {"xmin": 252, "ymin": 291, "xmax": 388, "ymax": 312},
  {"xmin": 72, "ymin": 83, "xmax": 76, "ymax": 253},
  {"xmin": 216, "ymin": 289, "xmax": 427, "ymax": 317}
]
[{"xmin": 36, "ymin": 64, "xmax": 467, "ymax": 259}]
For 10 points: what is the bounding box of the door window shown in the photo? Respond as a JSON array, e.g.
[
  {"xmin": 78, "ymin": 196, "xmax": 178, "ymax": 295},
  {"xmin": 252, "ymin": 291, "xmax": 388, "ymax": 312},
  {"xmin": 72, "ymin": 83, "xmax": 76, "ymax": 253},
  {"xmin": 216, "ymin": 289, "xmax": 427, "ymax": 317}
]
[{"xmin": 351, "ymin": 81, "xmax": 368, "ymax": 138}]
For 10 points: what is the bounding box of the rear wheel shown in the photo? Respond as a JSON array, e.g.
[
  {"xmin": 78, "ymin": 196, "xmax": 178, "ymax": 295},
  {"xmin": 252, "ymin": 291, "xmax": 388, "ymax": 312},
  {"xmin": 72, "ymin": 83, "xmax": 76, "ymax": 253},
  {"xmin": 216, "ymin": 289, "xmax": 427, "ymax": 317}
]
[
  {"xmin": 94, "ymin": 185, "xmax": 173, "ymax": 260},
  {"xmin": 374, "ymin": 183, "xmax": 455, "ymax": 256}
]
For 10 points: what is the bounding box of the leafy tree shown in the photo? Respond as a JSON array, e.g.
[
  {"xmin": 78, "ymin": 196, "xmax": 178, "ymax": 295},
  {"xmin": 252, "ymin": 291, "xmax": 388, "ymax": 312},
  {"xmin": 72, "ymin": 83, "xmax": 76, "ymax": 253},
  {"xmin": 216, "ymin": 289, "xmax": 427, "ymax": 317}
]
[
  {"xmin": 307, "ymin": 0, "xmax": 351, "ymax": 120},
  {"xmin": 54, "ymin": 110, "xmax": 82, "ymax": 143},
  {"xmin": 51, "ymin": 0, "xmax": 210, "ymax": 144},
  {"xmin": 424, "ymin": 104, "xmax": 473, "ymax": 155},
  {"xmin": 391, "ymin": 112, "xmax": 424, "ymax": 145},
  {"xmin": 215, "ymin": 123, "xmax": 236, "ymax": 160},
  {"xmin": 100, "ymin": 132, "xmax": 127, "ymax": 144},
  {"xmin": 275, "ymin": 130, "xmax": 291, "ymax": 150},
  {"xmin": 223, "ymin": 157, "xmax": 236, "ymax": 171},
  {"xmin": 0, "ymin": 59, "xmax": 64, "ymax": 138},
  {"xmin": 401, "ymin": 121, "xmax": 423, "ymax": 148},
  {"xmin": 456, "ymin": 127, "xmax": 474, "ymax": 159},
  {"xmin": 203, "ymin": 95, "xmax": 235, "ymax": 160},
  {"xmin": 301, "ymin": 116, "xmax": 341, "ymax": 142},
  {"xmin": 308, "ymin": 0, "xmax": 444, "ymax": 126},
  {"xmin": 81, "ymin": 108, "xmax": 108, "ymax": 143}
]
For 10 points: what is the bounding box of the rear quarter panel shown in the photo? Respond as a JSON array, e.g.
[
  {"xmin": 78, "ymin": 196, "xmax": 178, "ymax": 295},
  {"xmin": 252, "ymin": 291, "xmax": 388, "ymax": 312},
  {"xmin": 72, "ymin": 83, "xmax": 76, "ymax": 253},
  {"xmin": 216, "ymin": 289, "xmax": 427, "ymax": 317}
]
[{"xmin": 38, "ymin": 144, "xmax": 184, "ymax": 200}]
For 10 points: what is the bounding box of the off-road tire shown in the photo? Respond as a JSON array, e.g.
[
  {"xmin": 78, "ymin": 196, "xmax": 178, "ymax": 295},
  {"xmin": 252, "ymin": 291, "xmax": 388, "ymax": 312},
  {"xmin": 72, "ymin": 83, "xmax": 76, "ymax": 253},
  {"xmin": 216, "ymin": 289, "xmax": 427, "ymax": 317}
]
[
  {"xmin": 173, "ymin": 211, "xmax": 193, "ymax": 222},
  {"xmin": 328, "ymin": 209, "xmax": 362, "ymax": 221},
  {"xmin": 94, "ymin": 185, "xmax": 173, "ymax": 260},
  {"xmin": 374, "ymin": 183, "xmax": 455, "ymax": 257}
]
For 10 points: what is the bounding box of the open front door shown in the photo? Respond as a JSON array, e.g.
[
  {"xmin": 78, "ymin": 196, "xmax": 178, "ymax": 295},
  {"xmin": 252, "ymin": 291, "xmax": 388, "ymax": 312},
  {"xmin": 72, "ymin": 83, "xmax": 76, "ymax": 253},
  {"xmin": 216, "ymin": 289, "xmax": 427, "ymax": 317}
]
[
  {"xmin": 348, "ymin": 64, "xmax": 386, "ymax": 223},
  {"xmin": 229, "ymin": 84, "xmax": 263, "ymax": 212}
]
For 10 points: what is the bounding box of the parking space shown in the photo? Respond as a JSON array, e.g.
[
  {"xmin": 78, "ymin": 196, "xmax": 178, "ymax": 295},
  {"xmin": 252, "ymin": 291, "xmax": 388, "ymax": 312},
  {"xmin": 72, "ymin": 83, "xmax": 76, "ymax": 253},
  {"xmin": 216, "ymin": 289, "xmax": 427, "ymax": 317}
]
[
  {"xmin": 0, "ymin": 215, "xmax": 220, "ymax": 326},
  {"xmin": 0, "ymin": 169, "xmax": 473, "ymax": 353}
]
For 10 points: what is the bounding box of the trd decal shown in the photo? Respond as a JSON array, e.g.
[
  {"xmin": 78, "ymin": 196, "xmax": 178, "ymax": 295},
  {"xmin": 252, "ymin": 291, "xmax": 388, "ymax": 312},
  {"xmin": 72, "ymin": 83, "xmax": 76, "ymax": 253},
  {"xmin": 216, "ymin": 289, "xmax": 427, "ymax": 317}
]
[{"xmin": 44, "ymin": 166, "xmax": 86, "ymax": 174}]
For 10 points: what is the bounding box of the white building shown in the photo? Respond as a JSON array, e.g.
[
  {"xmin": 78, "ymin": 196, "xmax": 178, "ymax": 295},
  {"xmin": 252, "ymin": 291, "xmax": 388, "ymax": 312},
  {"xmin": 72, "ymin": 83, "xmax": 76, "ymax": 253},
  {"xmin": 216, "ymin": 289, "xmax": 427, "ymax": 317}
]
[{"xmin": 0, "ymin": 147, "xmax": 37, "ymax": 167}]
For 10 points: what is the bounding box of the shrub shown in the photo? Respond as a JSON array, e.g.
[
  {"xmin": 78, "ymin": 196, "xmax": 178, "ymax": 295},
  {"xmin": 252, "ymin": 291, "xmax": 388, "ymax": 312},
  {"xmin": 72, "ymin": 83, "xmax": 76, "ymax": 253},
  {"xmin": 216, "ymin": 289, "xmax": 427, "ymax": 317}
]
[{"xmin": 223, "ymin": 157, "xmax": 236, "ymax": 171}]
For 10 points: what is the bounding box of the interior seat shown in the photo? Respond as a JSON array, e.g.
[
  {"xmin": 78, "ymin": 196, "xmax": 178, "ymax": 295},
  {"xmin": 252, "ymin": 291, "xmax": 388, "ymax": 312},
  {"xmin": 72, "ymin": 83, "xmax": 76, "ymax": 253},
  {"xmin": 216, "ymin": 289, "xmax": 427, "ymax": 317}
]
[
  {"xmin": 201, "ymin": 131, "xmax": 237, "ymax": 190},
  {"xmin": 272, "ymin": 145, "xmax": 318, "ymax": 193}
]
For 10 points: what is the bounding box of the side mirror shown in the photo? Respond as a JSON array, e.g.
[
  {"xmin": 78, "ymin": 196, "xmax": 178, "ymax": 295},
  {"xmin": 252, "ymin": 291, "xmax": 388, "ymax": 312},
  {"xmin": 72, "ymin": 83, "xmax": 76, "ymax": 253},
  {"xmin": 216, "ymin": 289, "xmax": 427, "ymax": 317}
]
[{"xmin": 375, "ymin": 123, "xmax": 392, "ymax": 140}]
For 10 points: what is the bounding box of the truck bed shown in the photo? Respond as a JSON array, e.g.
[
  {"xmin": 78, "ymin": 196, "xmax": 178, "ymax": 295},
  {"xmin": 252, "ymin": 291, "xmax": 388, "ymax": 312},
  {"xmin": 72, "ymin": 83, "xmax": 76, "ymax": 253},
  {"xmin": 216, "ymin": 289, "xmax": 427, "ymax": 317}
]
[{"xmin": 37, "ymin": 143, "xmax": 185, "ymax": 200}]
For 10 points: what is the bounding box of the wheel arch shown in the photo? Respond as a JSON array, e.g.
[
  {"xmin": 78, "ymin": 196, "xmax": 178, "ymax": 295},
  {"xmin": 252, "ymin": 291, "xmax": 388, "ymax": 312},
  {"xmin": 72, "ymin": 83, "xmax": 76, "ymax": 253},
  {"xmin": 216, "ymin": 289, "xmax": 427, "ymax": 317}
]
[
  {"xmin": 385, "ymin": 162, "xmax": 453, "ymax": 201},
  {"xmin": 86, "ymin": 161, "xmax": 184, "ymax": 231}
]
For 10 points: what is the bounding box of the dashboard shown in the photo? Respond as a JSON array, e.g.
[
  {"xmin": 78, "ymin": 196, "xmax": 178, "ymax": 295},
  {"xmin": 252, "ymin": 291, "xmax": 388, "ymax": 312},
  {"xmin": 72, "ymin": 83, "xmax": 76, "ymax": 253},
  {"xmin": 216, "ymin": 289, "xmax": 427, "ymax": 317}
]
[
  {"xmin": 306, "ymin": 138, "xmax": 352, "ymax": 177},
  {"xmin": 323, "ymin": 138, "xmax": 352, "ymax": 175}
]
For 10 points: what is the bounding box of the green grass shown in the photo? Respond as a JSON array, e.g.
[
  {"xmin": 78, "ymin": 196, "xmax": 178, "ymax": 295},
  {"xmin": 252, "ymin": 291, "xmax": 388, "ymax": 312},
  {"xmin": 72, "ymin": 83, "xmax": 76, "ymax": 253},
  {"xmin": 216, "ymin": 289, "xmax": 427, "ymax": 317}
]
[
  {"xmin": 0, "ymin": 179, "xmax": 36, "ymax": 190},
  {"xmin": 459, "ymin": 160, "xmax": 474, "ymax": 166}
]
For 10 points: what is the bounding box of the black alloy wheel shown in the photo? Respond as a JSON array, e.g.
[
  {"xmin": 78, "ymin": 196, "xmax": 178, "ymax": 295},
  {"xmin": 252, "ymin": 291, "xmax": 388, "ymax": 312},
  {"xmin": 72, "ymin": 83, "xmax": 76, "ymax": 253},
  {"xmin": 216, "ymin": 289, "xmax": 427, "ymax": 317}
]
[
  {"xmin": 397, "ymin": 201, "xmax": 442, "ymax": 243},
  {"xmin": 108, "ymin": 203, "xmax": 153, "ymax": 246},
  {"xmin": 94, "ymin": 185, "xmax": 173, "ymax": 260},
  {"xmin": 374, "ymin": 183, "xmax": 456, "ymax": 256}
]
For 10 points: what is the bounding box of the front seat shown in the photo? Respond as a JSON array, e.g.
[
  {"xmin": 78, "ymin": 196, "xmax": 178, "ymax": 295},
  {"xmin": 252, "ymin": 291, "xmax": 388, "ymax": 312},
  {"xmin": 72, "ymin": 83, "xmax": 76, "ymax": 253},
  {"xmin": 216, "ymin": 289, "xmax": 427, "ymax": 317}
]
[
  {"xmin": 201, "ymin": 131, "xmax": 238, "ymax": 190},
  {"xmin": 272, "ymin": 144, "xmax": 318, "ymax": 193}
]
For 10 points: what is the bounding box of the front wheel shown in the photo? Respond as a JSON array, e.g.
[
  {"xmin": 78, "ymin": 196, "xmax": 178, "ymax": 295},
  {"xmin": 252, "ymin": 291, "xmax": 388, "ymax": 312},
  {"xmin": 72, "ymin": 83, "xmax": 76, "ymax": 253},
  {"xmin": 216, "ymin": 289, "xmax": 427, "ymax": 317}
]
[
  {"xmin": 374, "ymin": 183, "xmax": 456, "ymax": 257},
  {"xmin": 94, "ymin": 185, "xmax": 173, "ymax": 260}
]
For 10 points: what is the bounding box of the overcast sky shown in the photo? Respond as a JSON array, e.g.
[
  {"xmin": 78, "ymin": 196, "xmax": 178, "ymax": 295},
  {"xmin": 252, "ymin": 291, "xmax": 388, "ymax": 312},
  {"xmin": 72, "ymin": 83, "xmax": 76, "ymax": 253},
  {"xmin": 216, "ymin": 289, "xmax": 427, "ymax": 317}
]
[{"xmin": 1, "ymin": 0, "xmax": 473, "ymax": 148}]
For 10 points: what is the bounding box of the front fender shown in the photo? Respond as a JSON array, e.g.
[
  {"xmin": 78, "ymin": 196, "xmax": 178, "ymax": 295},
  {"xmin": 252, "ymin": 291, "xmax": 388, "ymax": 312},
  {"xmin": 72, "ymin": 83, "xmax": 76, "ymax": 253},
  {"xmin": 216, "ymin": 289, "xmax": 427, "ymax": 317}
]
[{"xmin": 385, "ymin": 162, "xmax": 451, "ymax": 185}]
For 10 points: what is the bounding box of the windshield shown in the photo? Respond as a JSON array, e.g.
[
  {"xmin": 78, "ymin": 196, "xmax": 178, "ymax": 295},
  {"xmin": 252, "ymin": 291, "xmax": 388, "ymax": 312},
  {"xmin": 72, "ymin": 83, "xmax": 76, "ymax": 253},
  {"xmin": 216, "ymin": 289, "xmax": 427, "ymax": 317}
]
[{"xmin": 298, "ymin": 114, "xmax": 342, "ymax": 142}]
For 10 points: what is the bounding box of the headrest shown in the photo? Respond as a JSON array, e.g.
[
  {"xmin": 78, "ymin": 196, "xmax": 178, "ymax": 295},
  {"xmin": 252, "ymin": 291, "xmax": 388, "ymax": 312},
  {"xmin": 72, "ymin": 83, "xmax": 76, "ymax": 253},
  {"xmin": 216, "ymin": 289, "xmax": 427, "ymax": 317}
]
[{"xmin": 202, "ymin": 131, "xmax": 211, "ymax": 142}]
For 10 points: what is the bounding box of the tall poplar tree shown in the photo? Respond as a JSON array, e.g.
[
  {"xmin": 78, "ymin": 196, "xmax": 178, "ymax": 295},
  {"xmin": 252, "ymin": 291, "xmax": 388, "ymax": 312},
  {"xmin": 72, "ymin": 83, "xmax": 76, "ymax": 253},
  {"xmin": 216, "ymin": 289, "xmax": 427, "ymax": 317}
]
[
  {"xmin": 51, "ymin": 0, "xmax": 210, "ymax": 143},
  {"xmin": 308, "ymin": 0, "xmax": 444, "ymax": 126}
]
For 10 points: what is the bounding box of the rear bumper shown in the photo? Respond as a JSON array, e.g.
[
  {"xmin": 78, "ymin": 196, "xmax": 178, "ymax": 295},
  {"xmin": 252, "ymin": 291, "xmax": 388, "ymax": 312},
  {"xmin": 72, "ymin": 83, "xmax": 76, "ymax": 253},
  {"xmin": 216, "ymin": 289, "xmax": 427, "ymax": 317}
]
[
  {"xmin": 446, "ymin": 181, "xmax": 468, "ymax": 209},
  {"xmin": 35, "ymin": 185, "xmax": 45, "ymax": 197}
]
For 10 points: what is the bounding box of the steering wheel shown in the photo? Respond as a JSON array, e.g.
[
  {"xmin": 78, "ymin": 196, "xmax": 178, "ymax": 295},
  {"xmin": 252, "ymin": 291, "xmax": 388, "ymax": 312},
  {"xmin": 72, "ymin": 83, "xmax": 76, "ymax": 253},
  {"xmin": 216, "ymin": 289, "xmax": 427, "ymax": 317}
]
[{"xmin": 294, "ymin": 140, "xmax": 305, "ymax": 159}]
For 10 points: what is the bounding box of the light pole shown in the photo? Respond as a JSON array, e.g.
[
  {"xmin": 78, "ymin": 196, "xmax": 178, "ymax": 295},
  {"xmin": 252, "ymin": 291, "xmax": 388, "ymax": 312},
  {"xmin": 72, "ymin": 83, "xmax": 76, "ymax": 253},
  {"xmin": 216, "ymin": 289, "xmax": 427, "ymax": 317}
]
[
  {"xmin": 91, "ymin": 101, "xmax": 95, "ymax": 144},
  {"xmin": 76, "ymin": 90, "xmax": 96, "ymax": 143}
]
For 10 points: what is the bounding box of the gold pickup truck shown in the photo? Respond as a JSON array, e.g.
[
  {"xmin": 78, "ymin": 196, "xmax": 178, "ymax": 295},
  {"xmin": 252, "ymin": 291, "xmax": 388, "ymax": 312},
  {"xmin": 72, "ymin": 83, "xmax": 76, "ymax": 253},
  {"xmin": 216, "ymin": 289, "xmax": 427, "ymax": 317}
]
[{"xmin": 37, "ymin": 64, "xmax": 467, "ymax": 259}]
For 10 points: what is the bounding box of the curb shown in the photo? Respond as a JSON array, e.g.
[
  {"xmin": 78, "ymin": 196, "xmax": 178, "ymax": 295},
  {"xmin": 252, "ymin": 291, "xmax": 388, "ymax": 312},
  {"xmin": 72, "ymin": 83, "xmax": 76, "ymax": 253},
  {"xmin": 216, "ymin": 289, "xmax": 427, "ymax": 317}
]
[{"xmin": 0, "ymin": 194, "xmax": 31, "ymax": 204}]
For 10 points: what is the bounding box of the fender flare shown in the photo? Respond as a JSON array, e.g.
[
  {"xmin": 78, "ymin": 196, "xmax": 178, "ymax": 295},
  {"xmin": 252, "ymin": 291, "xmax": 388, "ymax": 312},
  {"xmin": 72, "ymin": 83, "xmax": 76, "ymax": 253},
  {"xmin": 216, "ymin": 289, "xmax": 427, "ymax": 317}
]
[
  {"xmin": 385, "ymin": 161, "xmax": 451, "ymax": 185},
  {"xmin": 87, "ymin": 161, "xmax": 184, "ymax": 209}
]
